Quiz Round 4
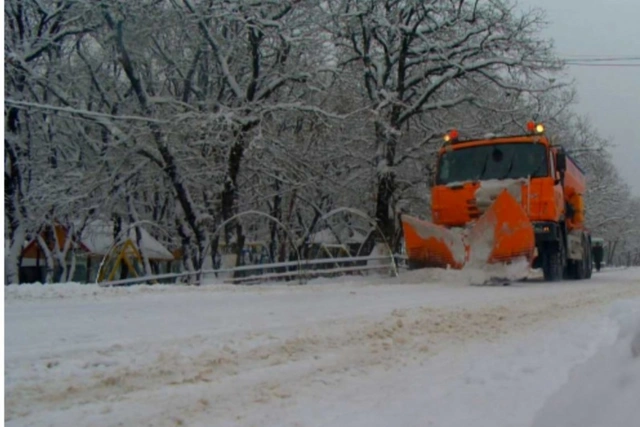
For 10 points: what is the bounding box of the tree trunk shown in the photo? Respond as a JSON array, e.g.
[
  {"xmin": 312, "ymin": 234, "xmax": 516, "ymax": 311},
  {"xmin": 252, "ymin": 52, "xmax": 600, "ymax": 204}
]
[
  {"xmin": 234, "ymin": 224, "xmax": 246, "ymax": 271},
  {"xmin": 5, "ymin": 223, "xmax": 26, "ymax": 284},
  {"xmin": 36, "ymin": 234, "xmax": 55, "ymax": 284},
  {"xmin": 176, "ymin": 217, "xmax": 196, "ymax": 283},
  {"xmin": 269, "ymin": 176, "xmax": 283, "ymax": 263},
  {"xmin": 5, "ymin": 107, "xmax": 27, "ymax": 284},
  {"xmin": 68, "ymin": 250, "xmax": 77, "ymax": 283},
  {"xmin": 374, "ymin": 120, "xmax": 398, "ymax": 250},
  {"xmin": 220, "ymin": 137, "xmax": 245, "ymax": 245},
  {"xmin": 210, "ymin": 235, "xmax": 220, "ymax": 271},
  {"xmin": 113, "ymin": 214, "xmax": 123, "ymax": 242},
  {"xmin": 219, "ymin": 132, "xmax": 248, "ymax": 279}
]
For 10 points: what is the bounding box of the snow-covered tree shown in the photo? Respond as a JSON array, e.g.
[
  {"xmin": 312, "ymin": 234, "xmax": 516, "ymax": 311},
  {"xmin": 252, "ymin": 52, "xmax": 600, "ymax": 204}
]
[{"xmin": 325, "ymin": 0, "xmax": 564, "ymax": 247}]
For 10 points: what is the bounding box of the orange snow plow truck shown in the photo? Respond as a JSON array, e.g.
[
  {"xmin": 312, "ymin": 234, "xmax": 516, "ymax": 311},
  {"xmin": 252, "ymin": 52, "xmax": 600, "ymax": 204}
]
[{"xmin": 401, "ymin": 122, "xmax": 593, "ymax": 281}]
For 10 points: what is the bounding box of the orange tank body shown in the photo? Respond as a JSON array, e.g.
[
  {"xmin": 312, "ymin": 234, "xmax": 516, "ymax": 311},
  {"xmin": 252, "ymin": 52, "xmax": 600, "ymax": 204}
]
[{"xmin": 551, "ymin": 146, "xmax": 586, "ymax": 231}]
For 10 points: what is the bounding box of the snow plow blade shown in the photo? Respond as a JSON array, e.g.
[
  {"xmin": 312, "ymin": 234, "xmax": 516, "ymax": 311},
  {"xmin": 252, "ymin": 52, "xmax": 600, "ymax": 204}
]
[
  {"xmin": 401, "ymin": 190, "xmax": 535, "ymax": 270},
  {"xmin": 468, "ymin": 189, "xmax": 536, "ymax": 266},
  {"xmin": 401, "ymin": 215, "xmax": 465, "ymax": 269}
]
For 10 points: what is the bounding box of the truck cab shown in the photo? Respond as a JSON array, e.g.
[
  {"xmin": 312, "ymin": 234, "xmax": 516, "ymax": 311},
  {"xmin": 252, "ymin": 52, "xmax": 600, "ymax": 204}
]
[{"xmin": 432, "ymin": 133, "xmax": 565, "ymax": 228}]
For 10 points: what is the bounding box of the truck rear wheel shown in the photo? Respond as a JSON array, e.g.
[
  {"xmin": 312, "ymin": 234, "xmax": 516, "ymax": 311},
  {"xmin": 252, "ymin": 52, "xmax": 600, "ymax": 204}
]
[{"xmin": 542, "ymin": 241, "xmax": 564, "ymax": 281}]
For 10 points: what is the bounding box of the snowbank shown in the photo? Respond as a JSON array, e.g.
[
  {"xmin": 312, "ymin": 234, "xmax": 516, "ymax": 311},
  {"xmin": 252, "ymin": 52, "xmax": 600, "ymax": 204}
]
[{"xmin": 531, "ymin": 300, "xmax": 640, "ymax": 427}]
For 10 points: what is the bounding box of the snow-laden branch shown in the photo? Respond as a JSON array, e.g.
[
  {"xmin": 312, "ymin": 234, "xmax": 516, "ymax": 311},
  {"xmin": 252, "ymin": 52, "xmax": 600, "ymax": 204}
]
[
  {"xmin": 5, "ymin": 99, "xmax": 168, "ymax": 124},
  {"xmin": 182, "ymin": 0, "xmax": 244, "ymax": 100}
]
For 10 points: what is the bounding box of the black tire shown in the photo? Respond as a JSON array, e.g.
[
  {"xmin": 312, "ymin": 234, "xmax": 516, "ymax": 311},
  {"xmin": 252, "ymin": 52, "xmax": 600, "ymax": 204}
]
[
  {"xmin": 567, "ymin": 259, "xmax": 577, "ymax": 279},
  {"xmin": 566, "ymin": 234, "xmax": 591, "ymax": 280},
  {"xmin": 542, "ymin": 241, "xmax": 564, "ymax": 281},
  {"xmin": 564, "ymin": 260, "xmax": 573, "ymax": 280}
]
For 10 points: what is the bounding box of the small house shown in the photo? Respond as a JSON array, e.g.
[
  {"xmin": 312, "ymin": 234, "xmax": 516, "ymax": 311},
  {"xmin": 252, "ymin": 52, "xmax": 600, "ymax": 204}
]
[{"xmin": 19, "ymin": 221, "xmax": 175, "ymax": 283}]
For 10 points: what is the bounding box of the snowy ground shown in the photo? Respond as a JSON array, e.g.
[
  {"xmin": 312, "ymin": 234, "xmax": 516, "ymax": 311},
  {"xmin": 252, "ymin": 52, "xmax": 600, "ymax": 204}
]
[{"xmin": 5, "ymin": 268, "xmax": 640, "ymax": 427}]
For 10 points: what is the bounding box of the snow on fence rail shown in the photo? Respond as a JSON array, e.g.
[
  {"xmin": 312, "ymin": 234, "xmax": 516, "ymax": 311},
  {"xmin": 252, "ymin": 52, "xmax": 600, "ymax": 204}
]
[{"xmin": 97, "ymin": 254, "xmax": 407, "ymax": 287}]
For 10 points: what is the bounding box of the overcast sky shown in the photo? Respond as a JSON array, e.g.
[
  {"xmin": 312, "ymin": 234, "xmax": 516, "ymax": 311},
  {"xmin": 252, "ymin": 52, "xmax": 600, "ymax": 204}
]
[{"xmin": 519, "ymin": 0, "xmax": 640, "ymax": 196}]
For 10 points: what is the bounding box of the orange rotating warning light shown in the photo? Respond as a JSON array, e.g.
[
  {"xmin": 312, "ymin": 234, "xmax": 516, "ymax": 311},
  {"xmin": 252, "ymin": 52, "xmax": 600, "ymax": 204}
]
[
  {"xmin": 444, "ymin": 129, "xmax": 459, "ymax": 143},
  {"xmin": 526, "ymin": 121, "xmax": 545, "ymax": 134}
]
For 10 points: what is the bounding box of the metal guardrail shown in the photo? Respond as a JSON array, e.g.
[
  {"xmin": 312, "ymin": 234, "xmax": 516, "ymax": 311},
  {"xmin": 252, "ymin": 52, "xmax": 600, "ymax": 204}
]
[{"xmin": 97, "ymin": 254, "xmax": 408, "ymax": 287}]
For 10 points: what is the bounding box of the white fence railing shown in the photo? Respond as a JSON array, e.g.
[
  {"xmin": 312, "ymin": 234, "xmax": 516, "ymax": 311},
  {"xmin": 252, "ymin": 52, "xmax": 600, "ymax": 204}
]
[{"xmin": 97, "ymin": 254, "xmax": 408, "ymax": 287}]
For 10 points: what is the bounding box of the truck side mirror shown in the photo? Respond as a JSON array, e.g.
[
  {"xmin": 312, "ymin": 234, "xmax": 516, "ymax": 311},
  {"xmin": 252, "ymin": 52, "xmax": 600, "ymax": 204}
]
[{"xmin": 556, "ymin": 151, "xmax": 567, "ymax": 173}]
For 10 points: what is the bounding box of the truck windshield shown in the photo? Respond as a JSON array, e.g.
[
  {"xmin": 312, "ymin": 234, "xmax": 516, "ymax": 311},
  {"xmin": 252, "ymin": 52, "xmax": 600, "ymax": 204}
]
[{"xmin": 436, "ymin": 143, "xmax": 548, "ymax": 185}]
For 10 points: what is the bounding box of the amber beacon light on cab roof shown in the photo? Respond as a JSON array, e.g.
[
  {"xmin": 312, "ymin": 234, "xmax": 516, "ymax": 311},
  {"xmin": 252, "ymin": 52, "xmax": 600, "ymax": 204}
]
[{"xmin": 401, "ymin": 121, "xmax": 592, "ymax": 282}]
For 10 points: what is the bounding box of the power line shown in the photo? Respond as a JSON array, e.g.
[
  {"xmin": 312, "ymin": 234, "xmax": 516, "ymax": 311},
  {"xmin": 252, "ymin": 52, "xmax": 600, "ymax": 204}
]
[
  {"xmin": 555, "ymin": 55, "xmax": 640, "ymax": 67},
  {"xmin": 564, "ymin": 63, "xmax": 640, "ymax": 67},
  {"xmin": 561, "ymin": 56, "xmax": 640, "ymax": 61},
  {"xmin": 564, "ymin": 58, "xmax": 640, "ymax": 63},
  {"xmin": 558, "ymin": 53, "xmax": 640, "ymax": 59},
  {"xmin": 526, "ymin": 56, "xmax": 640, "ymax": 67}
]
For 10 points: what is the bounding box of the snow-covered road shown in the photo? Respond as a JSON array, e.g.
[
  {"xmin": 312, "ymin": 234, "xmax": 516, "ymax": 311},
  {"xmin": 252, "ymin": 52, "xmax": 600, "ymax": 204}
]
[{"xmin": 5, "ymin": 268, "xmax": 640, "ymax": 427}]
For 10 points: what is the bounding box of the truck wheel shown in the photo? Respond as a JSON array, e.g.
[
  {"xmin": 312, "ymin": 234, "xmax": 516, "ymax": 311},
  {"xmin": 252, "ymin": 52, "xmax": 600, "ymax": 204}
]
[
  {"xmin": 569, "ymin": 235, "xmax": 591, "ymax": 280},
  {"xmin": 574, "ymin": 250, "xmax": 587, "ymax": 280},
  {"xmin": 542, "ymin": 242, "xmax": 564, "ymax": 281},
  {"xmin": 567, "ymin": 259, "xmax": 577, "ymax": 279}
]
